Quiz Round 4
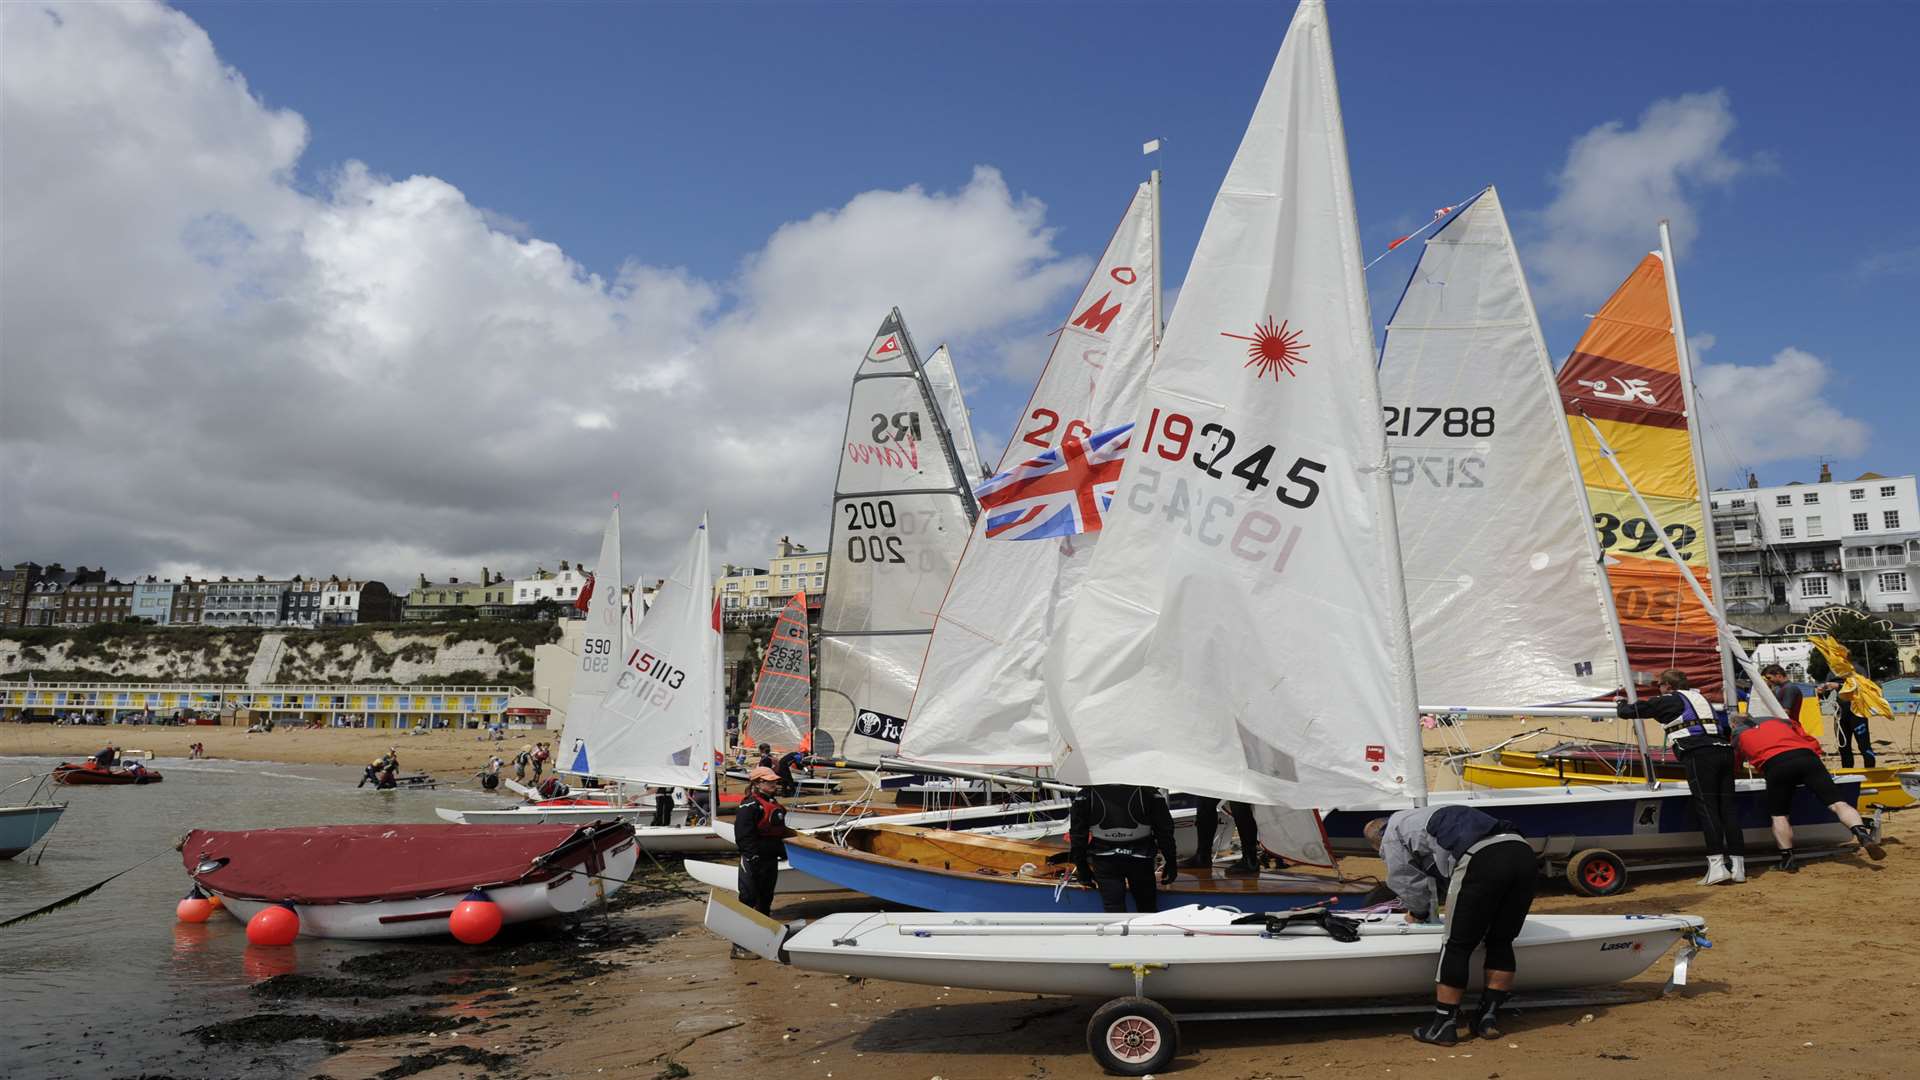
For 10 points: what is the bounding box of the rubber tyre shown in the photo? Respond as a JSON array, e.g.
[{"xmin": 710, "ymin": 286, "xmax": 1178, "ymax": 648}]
[
  {"xmin": 1087, "ymin": 996, "xmax": 1178, "ymax": 1076},
  {"xmin": 1566, "ymin": 848, "xmax": 1627, "ymax": 897}
]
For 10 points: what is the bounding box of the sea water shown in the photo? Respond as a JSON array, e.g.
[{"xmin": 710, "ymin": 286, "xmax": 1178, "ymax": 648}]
[{"xmin": 0, "ymin": 754, "xmax": 512, "ymax": 1079}]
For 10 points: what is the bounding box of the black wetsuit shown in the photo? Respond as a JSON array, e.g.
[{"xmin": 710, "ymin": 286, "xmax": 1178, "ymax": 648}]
[
  {"xmin": 1618, "ymin": 691, "xmax": 1745, "ymax": 859},
  {"xmin": 1190, "ymin": 797, "xmax": 1267, "ymax": 868},
  {"xmin": 775, "ymin": 752, "xmax": 806, "ymax": 797},
  {"xmin": 733, "ymin": 794, "xmax": 789, "ymax": 915},
  {"xmin": 1068, "ymin": 785, "xmax": 1177, "ymax": 913}
]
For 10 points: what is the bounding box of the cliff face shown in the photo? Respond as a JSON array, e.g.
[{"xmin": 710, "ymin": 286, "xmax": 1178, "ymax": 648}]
[{"xmin": 0, "ymin": 623, "xmax": 558, "ymax": 688}]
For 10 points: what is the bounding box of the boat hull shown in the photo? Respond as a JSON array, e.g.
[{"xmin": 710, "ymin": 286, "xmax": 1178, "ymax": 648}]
[
  {"xmin": 683, "ymin": 857, "xmax": 850, "ymax": 895},
  {"xmin": 784, "ymin": 827, "xmax": 1369, "ymax": 914},
  {"xmin": 1, "ymin": 804, "xmax": 65, "ymax": 859},
  {"xmin": 753, "ymin": 905, "xmax": 1703, "ymax": 1002},
  {"xmin": 1902, "ymin": 772, "xmax": 1919, "ymax": 801},
  {"xmin": 1464, "ymin": 751, "xmax": 1912, "ymax": 809},
  {"xmin": 52, "ymin": 764, "xmax": 163, "ymax": 785},
  {"xmin": 194, "ymin": 826, "xmax": 638, "ymax": 940},
  {"xmin": 1325, "ymin": 777, "xmax": 1862, "ymax": 859}
]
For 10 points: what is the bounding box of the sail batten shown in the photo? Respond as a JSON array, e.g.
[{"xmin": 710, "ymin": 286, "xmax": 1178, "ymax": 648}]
[
  {"xmin": 1377, "ymin": 187, "xmax": 1625, "ymax": 708},
  {"xmin": 903, "ymin": 185, "xmax": 1159, "ymax": 768}
]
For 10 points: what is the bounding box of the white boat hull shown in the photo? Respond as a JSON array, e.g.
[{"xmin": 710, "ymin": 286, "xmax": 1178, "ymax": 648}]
[
  {"xmin": 683, "ymin": 857, "xmax": 849, "ymax": 895},
  {"xmin": 1, "ymin": 804, "xmax": 65, "ymax": 859},
  {"xmin": 1901, "ymin": 772, "xmax": 1919, "ymax": 801},
  {"xmin": 209, "ymin": 838, "xmax": 639, "ymax": 941},
  {"xmin": 725, "ymin": 903, "xmax": 1703, "ymax": 1002}
]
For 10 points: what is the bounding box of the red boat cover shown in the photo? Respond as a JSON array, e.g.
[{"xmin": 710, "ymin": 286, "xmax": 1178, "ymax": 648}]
[{"xmin": 181, "ymin": 823, "xmax": 599, "ymax": 904}]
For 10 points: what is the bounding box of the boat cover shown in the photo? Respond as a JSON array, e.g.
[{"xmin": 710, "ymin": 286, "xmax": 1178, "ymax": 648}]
[{"xmin": 182, "ymin": 823, "xmax": 607, "ymax": 904}]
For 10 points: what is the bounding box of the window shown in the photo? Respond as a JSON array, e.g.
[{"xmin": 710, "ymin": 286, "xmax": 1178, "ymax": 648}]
[
  {"xmin": 1886, "ymin": 510, "xmax": 1902, "ymax": 530},
  {"xmin": 1776, "ymin": 494, "xmax": 1791, "ymax": 506},
  {"xmin": 1727, "ymin": 580, "xmax": 1753, "ymax": 598},
  {"xmin": 1806, "ymin": 516, "xmax": 1823, "ymax": 537},
  {"xmin": 1881, "ymin": 485, "xmax": 1897, "ymax": 498},
  {"xmin": 1880, "ymin": 572, "xmax": 1910, "ymax": 593},
  {"xmin": 813, "ymin": 575, "xmax": 825, "ymax": 588},
  {"xmin": 1777, "ymin": 518, "xmax": 1795, "ymax": 538},
  {"xmin": 1731, "ymin": 498, "xmax": 1747, "ymax": 508},
  {"xmin": 1850, "ymin": 488, "xmax": 1865, "ymax": 500},
  {"xmin": 1801, "ymin": 577, "xmax": 1830, "ymax": 598},
  {"xmin": 725, "ymin": 581, "xmax": 739, "ymax": 592},
  {"xmin": 1803, "ymin": 492, "xmax": 1819, "ymax": 505},
  {"xmin": 1853, "ymin": 513, "xmax": 1870, "ymax": 531},
  {"xmin": 1892, "ymin": 604, "xmax": 1908, "ymax": 612}
]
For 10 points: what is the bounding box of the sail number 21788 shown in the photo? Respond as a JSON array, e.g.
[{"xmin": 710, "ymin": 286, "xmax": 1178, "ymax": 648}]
[{"xmin": 1121, "ymin": 409, "xmax": 1327, "ymax": 575}]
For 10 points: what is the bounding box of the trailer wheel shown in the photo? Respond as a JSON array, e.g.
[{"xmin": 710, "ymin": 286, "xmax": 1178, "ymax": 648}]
[
  {"xmin": 1087, "ymin": 995, "xmax": 1178, "ymax": 1076},
  {"xmin": 1567, "ymin": 848, "xmax": 1627, "ymax": 897}
]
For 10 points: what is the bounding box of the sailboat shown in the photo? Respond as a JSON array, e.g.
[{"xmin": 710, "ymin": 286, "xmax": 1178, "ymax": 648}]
[
  {"xmin": 1322, "ymin": 211, "xmax": 1866, "ymax": 883},
  {"xmin": 709, "ymin": 5, "xmax": 1703, "ymax": 1041},
  {"xmin": 921, "ymin": 344, "xmax": 989, "ymax": 486}
]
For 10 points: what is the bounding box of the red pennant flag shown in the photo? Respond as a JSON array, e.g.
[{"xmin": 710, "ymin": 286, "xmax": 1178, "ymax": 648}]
[
  {"xmin": 1387, "ymin": 235, "xmax": 1411, "ymax": 251},
  {"xmin": 574, "ymin": 572, "xmax": 595, "ymax": 612}
]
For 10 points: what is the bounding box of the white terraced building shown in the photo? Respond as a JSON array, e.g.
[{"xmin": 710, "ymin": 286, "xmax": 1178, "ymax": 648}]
[{"xmin": 1711, "ymin": 468, "xmax": 1920, "ymax": 616}]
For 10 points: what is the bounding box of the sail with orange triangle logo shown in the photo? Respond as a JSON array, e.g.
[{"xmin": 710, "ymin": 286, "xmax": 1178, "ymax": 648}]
[{"xmin": 1558, "ymin": 254, "xmax": 1724, "ymax": 700}]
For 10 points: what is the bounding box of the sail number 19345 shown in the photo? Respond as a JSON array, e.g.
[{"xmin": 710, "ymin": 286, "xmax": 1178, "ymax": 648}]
[{"xmin": 1120, "ymin": 409, "xmax": 1327, "ymax": 575}]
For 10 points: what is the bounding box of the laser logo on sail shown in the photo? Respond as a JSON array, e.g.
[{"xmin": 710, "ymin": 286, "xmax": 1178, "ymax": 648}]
[{"xmin": 1223, "ymin": 316, "xmax": 1309, "ymax": 381}]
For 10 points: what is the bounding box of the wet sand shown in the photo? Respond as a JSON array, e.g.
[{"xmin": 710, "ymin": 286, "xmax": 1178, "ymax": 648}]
[{"xmin": 295, "ymin": 812, "xmax": 1918, "ymax": 1080}]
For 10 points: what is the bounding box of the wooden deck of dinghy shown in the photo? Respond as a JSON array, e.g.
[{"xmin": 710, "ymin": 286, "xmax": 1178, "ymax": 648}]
[{"xmin": 811, "ymin": 824, "xmax": 1370, "ymax": 900}]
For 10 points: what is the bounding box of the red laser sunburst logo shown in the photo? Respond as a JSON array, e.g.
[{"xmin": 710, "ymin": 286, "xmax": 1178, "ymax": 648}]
[{"xmin": 1222, "ymin": 316, "xmax": 1309, "ymax": 381}]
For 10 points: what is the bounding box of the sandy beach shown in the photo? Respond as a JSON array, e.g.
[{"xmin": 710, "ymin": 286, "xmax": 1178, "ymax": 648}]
[{"xmin": 0, "ymin": 722, "xmax": 541, "ymax": 778}]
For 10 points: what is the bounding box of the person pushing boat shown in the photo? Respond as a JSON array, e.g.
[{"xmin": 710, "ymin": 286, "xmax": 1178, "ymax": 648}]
[
  {"xmin": 1068, "ymin": 784, "xmax": 1177, "ymax": 913},
  {"xmin": 1616, "ymin": 669, "xmax": 1746, "ymax": 885},
  {"xmin": 1366, "ymin": 804, "xmax": 1535, "ymax": 1046},
  {"xmin": 1737, "ymin": 668, "xmax": 1886, "ymax": 869}
]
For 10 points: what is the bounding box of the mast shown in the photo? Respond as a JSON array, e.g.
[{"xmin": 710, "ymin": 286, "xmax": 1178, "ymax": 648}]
[
  {"xmin": 1147, "ymin": 142, "xmax": 1165, "ymax": 348},
  {"xmin": 1658, "ymin": 220, "xmax": 1738, "ymax": 701}
]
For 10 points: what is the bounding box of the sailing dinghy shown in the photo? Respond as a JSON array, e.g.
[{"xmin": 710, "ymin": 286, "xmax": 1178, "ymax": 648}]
[
  {"xmin": 182, "ymin": 822, "xmax": 636, "ymax": 941},
  {"xmin": 707, "ymin": 8, "xmax": 1705, "ymax": 1063}
]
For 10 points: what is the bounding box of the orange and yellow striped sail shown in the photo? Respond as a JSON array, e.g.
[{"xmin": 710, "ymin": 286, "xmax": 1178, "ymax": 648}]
[{"xmin": 1558, "ymin": 254, "xmax": 1723, "ymax": 699}]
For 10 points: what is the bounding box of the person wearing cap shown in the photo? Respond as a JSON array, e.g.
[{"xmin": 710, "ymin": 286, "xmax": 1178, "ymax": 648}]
[
  {"xmin": 1366, "ymin": 804, "xmax": 1534, "ymax": 1046},
  {"xmin": 1735, "ymin": 675, "xmax": 1887, "ymax": 869},
  {"xmin": 732, "ymin": 766, "xmax": 798, "ymax": 954}
]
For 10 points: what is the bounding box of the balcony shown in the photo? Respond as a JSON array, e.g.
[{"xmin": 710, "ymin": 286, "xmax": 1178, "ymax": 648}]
[{"xmin": 1841, "ymin": 540, "xmax": 1918, "ymax": 572}]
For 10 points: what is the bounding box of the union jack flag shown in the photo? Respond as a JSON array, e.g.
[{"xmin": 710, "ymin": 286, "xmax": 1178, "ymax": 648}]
[{"xmin": 976, "ymin": 422, "xmax": 1133, "ymax": 540}]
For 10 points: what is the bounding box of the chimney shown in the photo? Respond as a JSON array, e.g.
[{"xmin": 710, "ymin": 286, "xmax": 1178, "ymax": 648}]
[
  {"xmin": 482, "ymin": 567, "xmax": 490, "ymax": 588},
  {"xmin": 449, "ymin": 576, "xmax": 458, "ymax": 584},
  {"xmin": 1747, "ymin": 472, "xmax": 1758, "ymax": 489},
  {"xmin": 779, "ymin": 535, "xmax": 793, "ymax": 558},
  {"xmin": 418, "ymin": 573, "xmax": 429, "ymax": 588},
  {"xmin": 1819, "ymin": 462, "xmax": 1833, "ymax": 483},
  {"xmin": 560, "ymin": 560, "xmax": 571, "ymax": 572}
]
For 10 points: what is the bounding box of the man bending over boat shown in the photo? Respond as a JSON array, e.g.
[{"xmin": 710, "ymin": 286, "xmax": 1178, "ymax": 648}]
[
  {"xmin": 1737, "ymin": 667, "xmax": 1887, "ymax": 869},
  {"xmin": 1366, "ymin": 805, "xmax": 1534, "ymax": 1047},
  {"xmin": 1616, "ymin": 669, "xmax": 1746, "ymax": 885},
  {"xmin": 1068, "ymin": 785, "xmax": 1178, "ymax": 913}
]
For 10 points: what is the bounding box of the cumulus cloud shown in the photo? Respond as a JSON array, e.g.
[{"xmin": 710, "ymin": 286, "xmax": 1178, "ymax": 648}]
[
  {"xmin": 0, "ymin": 2, "xmax": 1087, "ymax": 586},
  {"xmin": 1693, "ymin": 347, "xmax": 1870, "ymax": 477},
  {"xmin": 1526, "ymin": 90, "xmax": 1760, "ymax": 309}
]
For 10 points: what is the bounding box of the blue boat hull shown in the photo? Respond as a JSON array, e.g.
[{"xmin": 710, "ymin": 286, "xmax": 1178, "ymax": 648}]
[
  {"xmin": 1323, "ymin": 776, "xmax": 1862, "ymax": 858},
  {"xmin": 784, "ymin": 839, "xmax": 1368, "ymax": 914}
]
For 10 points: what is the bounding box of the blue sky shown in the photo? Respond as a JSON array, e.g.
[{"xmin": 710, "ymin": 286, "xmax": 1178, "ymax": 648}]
[
  {"xmin": 4, "ymin": 0, "xmax": 1915, "ymax": 581},
  {"xmin": 177, "ymin": 0, "xmax": 1917, "ymax": 486}
]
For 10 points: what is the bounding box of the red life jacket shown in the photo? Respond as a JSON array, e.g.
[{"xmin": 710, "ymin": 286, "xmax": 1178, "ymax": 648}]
[
  {"xmin": 1735, "ymin": 716, "xmax": 1822, "ymax": 769},
  {"xmin": 749, "ymin": 793, "xmax": 786, "ymax": 837}
]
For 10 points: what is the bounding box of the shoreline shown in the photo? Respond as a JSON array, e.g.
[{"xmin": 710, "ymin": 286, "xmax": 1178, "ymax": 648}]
[{"xmin": 0, "ymin": 723, "xmax": 540, "ymax": 778}]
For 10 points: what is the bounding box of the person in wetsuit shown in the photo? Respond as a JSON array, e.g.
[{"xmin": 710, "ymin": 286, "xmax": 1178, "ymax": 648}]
[
  {"xmin": 1820, "ymin": 677, "xmax": 1878, "ymax": 768},
  {"xmin": 1368, "ymin": 804, "xmax": 1534, "ymax": 1046},
  {"xmin": 774, "ymin": 750, "xmax": 807, "ymax": 797},
  {"xmin": 1068, "ymin": 784, "xmax": 1178, "ymax": 913},
  {"xmin": 1616, "ymin": 668, "xmax": 1746, "ymax": 885},
  {"xmin": 92, "ymin": 744, "xmax": 118, "ymax": 768},
  {"xmin": 731, "ymin": 767, "xmax": 798, "ymax": 958},
  {"xmin": 1183, "ymin": 796, "xmax": 1273, "ymax": 873}
]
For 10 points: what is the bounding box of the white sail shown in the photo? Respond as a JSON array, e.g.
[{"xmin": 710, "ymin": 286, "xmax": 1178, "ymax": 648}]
[
  {"xmin": 921, "ymin": 345, "xmax": 988, "ymax": 486},
  {"xmin": 1047, "ymin": 0, "xmax": 1422, "ymax": 818},
  {"xmin": 903, "ymin": 186, "xmax": 1158, "ymax": 767},
  {"xmin": 595, "ymin": 517, "xmax": 719, "ymax": 788},
  {"xmin": 562, "ymin": 507, "xmax": 622, "ymax": 776},
  {"xmin": 1376, "ymin": 187, "xmax": 1625, "ymax": 707},
  {"xmin": 817, "ymin": 311, "xmax": 979, "ymax": 759}
]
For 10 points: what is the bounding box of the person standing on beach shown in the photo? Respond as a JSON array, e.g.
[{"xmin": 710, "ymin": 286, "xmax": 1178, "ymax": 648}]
[
  {"xmin": 1617, "ymin": 669, "xmax": 1746, "ymax": 884},
  {"xmin": 1819, "ymin": 678, "xmax": 1878, "ymax": 768},
  {"xmin": 1068, "ymin": 784, "xmax": 1178, "ymax": 913},
  {"xmin": 731, "ymin": 767, "xmax": 798, "ymax": 957},
  {"xmin": 515, "ymin": 745, "xmax": 531, "ymax": 781},
  {"xmin": 1733, "ymin": 687, "xmax": 1887, "ymax": 870},
  {"xmin": 531, "ymin": 742, "xmax": 549, "ymax": 780},
  {"xmin": 1182, "ymin": 796, "xmax": 1271, "ymax": 873},
  {"xmin": 1366, "ymin": 805, "xmax": 1534, "ymax": 1046}
]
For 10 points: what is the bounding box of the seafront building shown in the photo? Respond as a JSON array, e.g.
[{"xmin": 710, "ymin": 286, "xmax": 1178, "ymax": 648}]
[
  {"xmin": 712, "ymin": 536, "xmax": 826, "ymax": 624},
  {"xmin": 1711, "ymin": 467, "xmax": 1920, "ymax": 618},
  {"xmin": 406, "ymin": 570, "xmax": 517, "ymax": 620}
]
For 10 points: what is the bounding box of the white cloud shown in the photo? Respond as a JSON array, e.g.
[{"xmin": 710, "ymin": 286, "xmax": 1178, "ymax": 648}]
[
  {"xmin": 1526, "ymin": 90, "xmax": 1760, "ymax": 309},
  {"xmin": 1693, "ymin": 347, "xmax": 1870, "ymax": 476},
  {"xmin": 0, "ymin": 1, "xmax": 1086, "ymax": 585}
]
